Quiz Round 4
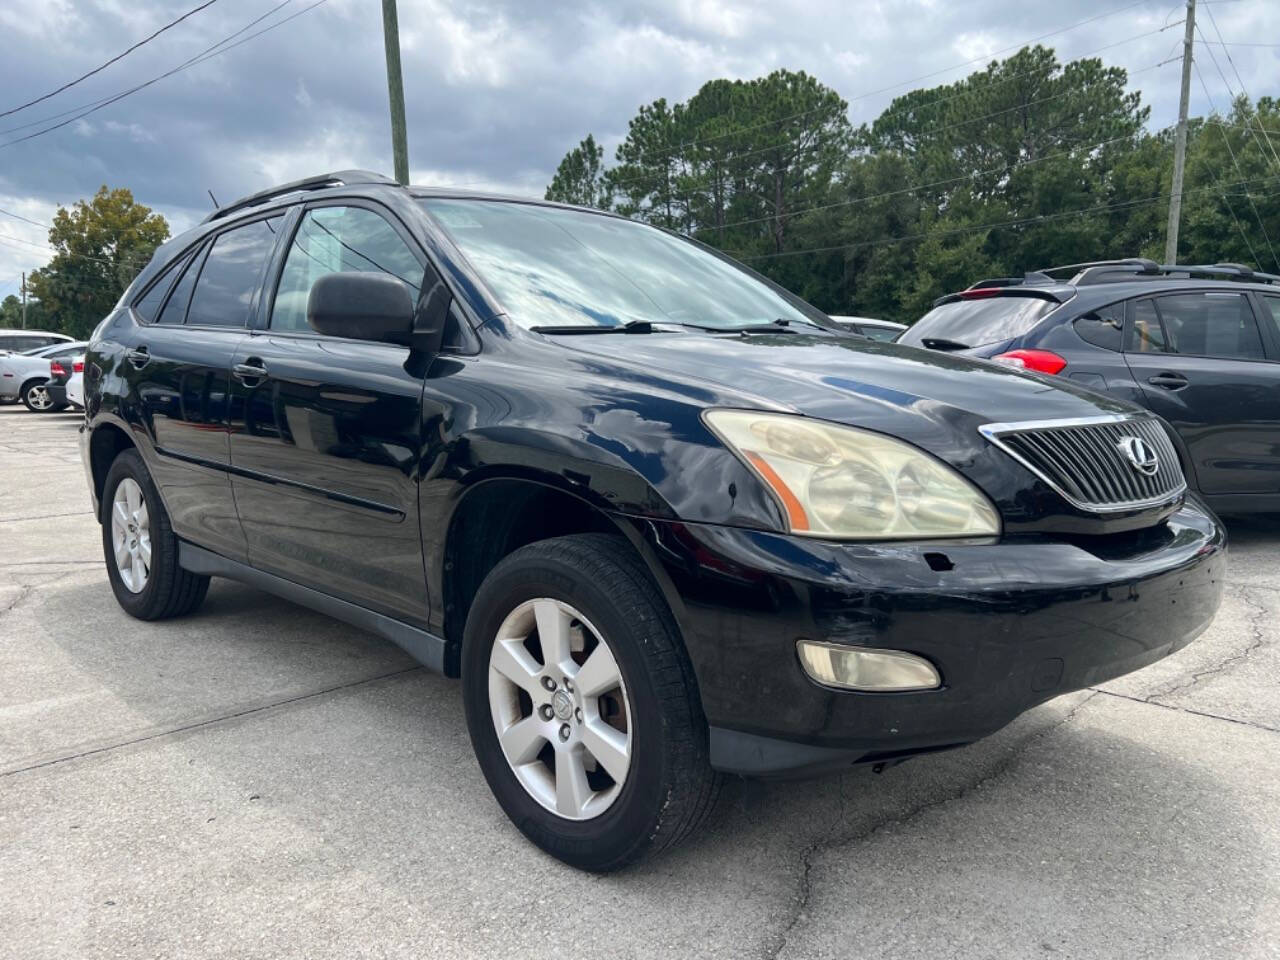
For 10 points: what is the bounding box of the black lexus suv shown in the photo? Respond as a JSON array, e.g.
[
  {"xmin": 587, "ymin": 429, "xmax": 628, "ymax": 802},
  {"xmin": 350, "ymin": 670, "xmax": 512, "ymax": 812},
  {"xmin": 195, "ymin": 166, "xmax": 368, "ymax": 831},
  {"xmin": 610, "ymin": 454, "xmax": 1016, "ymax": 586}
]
[
  {"xmin": 81, "ymin": 172, "xmax": 1225, "ymax": 871},
  {"xmin": 900, "ymin": 258, "xmax": 1280, "ymax": 514}
]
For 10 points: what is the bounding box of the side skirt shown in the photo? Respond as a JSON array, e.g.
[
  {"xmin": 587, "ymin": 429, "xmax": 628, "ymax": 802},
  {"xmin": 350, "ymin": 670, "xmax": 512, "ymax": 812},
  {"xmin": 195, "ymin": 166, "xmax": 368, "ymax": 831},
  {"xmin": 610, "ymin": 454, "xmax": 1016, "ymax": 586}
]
[{"xmin": 178, "ymin": 541, "xmax": 446, "ymax": 673}]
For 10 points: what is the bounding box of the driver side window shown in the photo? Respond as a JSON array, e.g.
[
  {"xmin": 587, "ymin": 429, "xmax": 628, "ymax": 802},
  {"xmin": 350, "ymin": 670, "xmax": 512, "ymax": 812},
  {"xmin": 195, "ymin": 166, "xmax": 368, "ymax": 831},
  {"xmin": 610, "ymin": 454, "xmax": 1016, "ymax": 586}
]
[{"xmin": 271, "ymin": 206, "xmax": 424, "ymax": 333}]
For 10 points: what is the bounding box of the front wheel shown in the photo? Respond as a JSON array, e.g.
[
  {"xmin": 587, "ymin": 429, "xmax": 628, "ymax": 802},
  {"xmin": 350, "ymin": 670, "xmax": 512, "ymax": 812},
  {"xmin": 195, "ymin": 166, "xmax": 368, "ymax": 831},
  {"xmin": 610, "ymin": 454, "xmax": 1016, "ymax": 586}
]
[{"xmin": 462, "ymin": 534, "xmax": 720, "ymax": 871}]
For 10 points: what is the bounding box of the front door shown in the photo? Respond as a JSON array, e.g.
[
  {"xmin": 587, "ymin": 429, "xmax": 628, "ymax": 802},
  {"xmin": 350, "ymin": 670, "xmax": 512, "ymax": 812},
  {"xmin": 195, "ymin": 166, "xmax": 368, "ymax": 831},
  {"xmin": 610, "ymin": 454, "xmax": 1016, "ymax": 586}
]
[
  {"xmin": 1123, "ymin": 290, "xmax": 1280, "ymax": 496},
  {"xmin": 227, "ymin": 202, "xmax": 431, "ymax": 624}
]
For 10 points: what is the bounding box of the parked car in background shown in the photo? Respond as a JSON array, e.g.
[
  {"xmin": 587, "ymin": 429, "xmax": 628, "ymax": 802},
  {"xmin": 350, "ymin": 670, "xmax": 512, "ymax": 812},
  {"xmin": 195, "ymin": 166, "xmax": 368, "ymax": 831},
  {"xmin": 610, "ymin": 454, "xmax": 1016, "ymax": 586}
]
[
  {"xmin": 45, "ymin": 354, "xmax": 85, "ymax": 410},
  {"xmin": 81, "ymin": 173, "xmax": 1224, "ymax": 871},
  {"xmin": 0, "ymin": 329, "xmax": 72, "ymax": 355},
  {"xmin": 900, "ymin": 259, "xmax": 1280, "ymax": 514},
  {"xmin": 829, "ymin": 315, "xmax": 907, "ymax": 341},
  {"xmin": 0, "ymin": 341, "xmax": 87, "ymax": 411},
  {"xmin": 66, "ymin": 364, "xmax": 84, "ymax": 409}
]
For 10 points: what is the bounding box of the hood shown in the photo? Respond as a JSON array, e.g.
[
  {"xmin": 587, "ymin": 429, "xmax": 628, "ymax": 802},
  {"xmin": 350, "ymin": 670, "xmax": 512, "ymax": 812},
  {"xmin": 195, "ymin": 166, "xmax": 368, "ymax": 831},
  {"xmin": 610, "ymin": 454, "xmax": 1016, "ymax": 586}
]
[{"xmin": 554, "ymin": 331, "xmax": 1133, "ymax": 436}]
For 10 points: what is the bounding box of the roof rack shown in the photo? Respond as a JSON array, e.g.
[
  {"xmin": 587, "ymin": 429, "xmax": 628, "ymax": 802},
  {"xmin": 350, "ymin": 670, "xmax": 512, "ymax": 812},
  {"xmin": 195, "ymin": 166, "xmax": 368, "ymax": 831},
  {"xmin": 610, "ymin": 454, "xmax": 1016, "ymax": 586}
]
[
  {"xmin": 1033, "ymin": 257, "xmax": 1280, "ymax": 287},
  {"xmin": 201, "ymin": 170, "xmax": 398, "ymax": 224}
]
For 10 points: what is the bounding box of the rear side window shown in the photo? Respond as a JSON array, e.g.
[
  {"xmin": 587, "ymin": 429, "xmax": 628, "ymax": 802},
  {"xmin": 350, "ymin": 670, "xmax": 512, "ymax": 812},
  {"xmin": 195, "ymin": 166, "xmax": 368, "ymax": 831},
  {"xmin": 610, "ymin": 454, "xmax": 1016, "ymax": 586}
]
[
  {"xmin": 899, "ymin": 295, "xmax": 1056, "ymax": 349},
  {"xmin": 1131, "ymin": 292, "xmax": 1266, "ymax": 360},
  {"xmin": 1256, "ymin": 295, "xmax": 1280, "ymax": 343},
  {"xmin": 157, "ymin": 246, "xmax": 205, "ymax": 325},
  {"xmin": 134, "ymin": 249, "xmax": 195, "ymax": 322},
  {"xmin": 186, "ymin": 217, "xmax": 282, "ymax": 328},
  {"xmin": 1073, "ymin": 302, "xmax": 1125, "ymax": 351}
]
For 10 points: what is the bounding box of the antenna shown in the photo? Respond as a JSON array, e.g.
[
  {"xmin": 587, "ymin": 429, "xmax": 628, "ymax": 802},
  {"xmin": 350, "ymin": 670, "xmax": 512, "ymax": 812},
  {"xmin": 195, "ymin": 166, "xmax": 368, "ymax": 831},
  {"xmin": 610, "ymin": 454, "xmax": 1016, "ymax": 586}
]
[{"xmin": 207, "ymin": 189, "xmax": 218, "ymax": 208}]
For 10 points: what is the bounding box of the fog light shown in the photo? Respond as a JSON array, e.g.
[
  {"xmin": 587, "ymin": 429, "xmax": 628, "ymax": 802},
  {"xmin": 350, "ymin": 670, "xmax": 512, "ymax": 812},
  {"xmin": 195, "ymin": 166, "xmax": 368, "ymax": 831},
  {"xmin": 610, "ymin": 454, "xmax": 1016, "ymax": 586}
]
[{"xmin": 796, "ymin": 640, "xmax": 941, "ymax": 692}]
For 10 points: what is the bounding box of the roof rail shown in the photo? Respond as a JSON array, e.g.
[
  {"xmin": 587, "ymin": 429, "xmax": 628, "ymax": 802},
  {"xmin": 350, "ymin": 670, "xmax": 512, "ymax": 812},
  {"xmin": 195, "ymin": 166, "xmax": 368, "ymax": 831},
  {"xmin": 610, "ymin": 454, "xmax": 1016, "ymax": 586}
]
[
  {"xmin": 1033, "ymin": 257, "xmax": 1280, "ymax": 287},
  {"xmin": 201, "ymin": 170, "xmax": 398, "ymax": 224},
  {"xmin": 966, "ymin": 271, "xmax": 1057, "ymax": 291}
]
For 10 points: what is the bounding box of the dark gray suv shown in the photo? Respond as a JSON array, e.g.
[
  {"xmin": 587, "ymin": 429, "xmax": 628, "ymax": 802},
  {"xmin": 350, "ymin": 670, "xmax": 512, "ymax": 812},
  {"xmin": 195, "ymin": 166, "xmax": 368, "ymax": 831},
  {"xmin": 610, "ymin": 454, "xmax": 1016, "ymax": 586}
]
[{"xmin": 901, "ymin": 259, "xmax": 1280, "ymax": 514}]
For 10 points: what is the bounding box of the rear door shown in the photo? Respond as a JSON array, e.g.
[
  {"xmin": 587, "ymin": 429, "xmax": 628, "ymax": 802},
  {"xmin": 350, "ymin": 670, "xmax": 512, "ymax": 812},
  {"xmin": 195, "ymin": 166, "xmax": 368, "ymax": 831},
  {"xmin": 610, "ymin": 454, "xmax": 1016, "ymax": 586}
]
[
  {"xmin": 1123, "ymin": 290, "xmax": 1280, "ymax": 496},
  {"xmin": 120, "ymin": 215, "xmax": 283, "ymax": 562},
  {"xmin": 226, "ymin": 200, "xmax": 432, "ymax": 624}
]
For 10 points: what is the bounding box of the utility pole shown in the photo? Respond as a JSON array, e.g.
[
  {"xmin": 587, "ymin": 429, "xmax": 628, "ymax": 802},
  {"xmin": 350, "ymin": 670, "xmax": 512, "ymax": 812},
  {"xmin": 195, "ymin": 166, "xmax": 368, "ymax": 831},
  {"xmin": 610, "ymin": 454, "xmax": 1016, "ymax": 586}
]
[
  {"xmin": 21, "ymin": 271, "xmax": 27, "ymax": 329},
  {"xmin": 1164, "ymin": 0, "xmax": 1196, "ymax": 264},
  {"xmin": 381, "ymin": 0, "xmax": 410, "ymax": 185}
]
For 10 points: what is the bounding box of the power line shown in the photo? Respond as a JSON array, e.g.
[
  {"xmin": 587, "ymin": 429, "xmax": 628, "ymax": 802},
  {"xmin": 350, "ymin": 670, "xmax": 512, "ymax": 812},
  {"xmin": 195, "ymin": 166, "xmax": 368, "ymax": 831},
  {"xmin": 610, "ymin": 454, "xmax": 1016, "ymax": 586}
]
[
  {"xmin": 0, "ymin": 0, "xmax": 220, "ymax": 120},
  {"xmin": 1202, "ymin": 6, "xmax": 1280, "ymax": 173},
  {"xmin": 0, "ymin": 0, "xmax": 328, "ymax": 149},
  {"xmin": 1191, "ymin": 35, "xmax": 1280, "ymax": 270},
  {"xmin": 695, "ymin": 128, "xmax": 1156, "ymax": 236},
  {"xmin": 727, "ymin": 173, "xmax": 1280, "ymax": 263},
  {"xmin": 0, "ymin": 207, "xmax": 50, "ymax": 229}
]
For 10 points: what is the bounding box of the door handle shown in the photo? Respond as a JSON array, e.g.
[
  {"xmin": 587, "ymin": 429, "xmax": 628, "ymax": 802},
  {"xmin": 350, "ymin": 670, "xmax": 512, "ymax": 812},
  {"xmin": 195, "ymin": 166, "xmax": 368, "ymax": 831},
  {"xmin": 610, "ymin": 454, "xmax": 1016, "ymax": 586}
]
[
  {"xmin": 1147, "ymin": 372, "xmax": 1189, "ymax": 391},
  {"xmin": 233, "ymin": 359, "xmax": 268, "ymax": 383},
  {"xmin": 125, "ymin": 346, "xmax": 150, "ymax": 368}
]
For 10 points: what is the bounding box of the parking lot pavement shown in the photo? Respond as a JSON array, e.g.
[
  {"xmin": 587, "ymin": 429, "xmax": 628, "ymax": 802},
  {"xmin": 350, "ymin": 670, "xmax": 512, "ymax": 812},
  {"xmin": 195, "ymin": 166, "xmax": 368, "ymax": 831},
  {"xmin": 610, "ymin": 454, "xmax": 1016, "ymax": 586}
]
[{"xmin": 1, "ymin": 404, "xmax": 1277, "ymax": 959}]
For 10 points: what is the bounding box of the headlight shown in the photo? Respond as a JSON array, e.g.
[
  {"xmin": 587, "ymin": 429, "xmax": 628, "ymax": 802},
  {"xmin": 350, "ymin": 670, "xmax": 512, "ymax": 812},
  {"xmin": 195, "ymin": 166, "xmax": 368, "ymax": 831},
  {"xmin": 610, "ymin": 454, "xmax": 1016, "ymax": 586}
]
[{"xmin": 704, "ymin": 409, "xmax": 1000, "ymax": 539}]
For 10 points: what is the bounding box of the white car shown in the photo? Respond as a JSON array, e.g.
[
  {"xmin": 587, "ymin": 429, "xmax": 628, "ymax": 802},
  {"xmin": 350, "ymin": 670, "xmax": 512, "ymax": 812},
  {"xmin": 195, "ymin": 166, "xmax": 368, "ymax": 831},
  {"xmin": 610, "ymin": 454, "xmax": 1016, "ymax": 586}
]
[
  {"xmin": 0, "ymin": 340, "xmax": 88, "ymax": 411},
  {"xmin": 0, "ymin": 328, "xmax": 72, "ymax": 356},
  {"xmin": 66, "ymin": 366, "xmax": 84, "ymax": 408},
  {"xmin": 828, "ymin": 315, "xmax": 908, "ymax": 341}
]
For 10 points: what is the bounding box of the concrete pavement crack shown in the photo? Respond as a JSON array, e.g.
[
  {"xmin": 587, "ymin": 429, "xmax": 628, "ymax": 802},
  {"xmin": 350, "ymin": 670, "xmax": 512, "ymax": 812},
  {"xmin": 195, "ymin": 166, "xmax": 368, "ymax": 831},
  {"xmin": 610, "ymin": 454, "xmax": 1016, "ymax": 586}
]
[
  {"xmin": 0, "ymin": 666, "xmax": 425, "ymax": 778},
  {"xmin": 1144, "ymin": 583, "xmax": 1270, "ymax": 703},
  {"xmin": 0, "ymin": 510, "xmax": 93, "ymax": 523},
  {"xmin": 1093, "ymin": 688, "xmax": 1280, "ymax": 735},
  {"xmin": 760, "ymin": 690, "xmax": 1100, "ymax": 960}
]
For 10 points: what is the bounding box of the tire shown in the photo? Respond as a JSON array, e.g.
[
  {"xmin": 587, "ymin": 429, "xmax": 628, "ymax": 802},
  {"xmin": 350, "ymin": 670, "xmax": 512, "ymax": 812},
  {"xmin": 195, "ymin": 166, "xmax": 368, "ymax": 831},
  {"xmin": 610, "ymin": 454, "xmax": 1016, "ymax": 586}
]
[
  {"xmin": 21, "ymin": 379, "xmax": 56, "ymax": 413},
  {"xmin": 101, "ymin": 448, "xmax": 210, "ymax": 620},
  {"xmin": 462, "ymin": 533, "xmax": 721, "ymax": 871}
]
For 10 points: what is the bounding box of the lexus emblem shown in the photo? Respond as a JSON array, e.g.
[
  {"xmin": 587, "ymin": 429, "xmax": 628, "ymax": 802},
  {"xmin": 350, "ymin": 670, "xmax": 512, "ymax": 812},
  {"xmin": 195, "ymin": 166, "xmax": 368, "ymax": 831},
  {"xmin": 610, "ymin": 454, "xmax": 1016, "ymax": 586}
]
[{"xmin": 1117, "ymin": 436, "xmax": 1159, "ymax": 476}]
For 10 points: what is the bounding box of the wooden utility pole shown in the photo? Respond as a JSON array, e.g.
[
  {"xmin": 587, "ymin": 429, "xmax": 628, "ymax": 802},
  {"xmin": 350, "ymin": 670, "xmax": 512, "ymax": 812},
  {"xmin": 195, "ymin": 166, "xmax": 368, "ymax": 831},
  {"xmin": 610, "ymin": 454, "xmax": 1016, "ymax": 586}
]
[
  {"xmin": 1164, "ymin": 0, "xmax": 1196, "ymax": 264},
  {"xmin": 21, "ymin": 271, "xmax": 27, "ymax": 329},
  {"xmin": 381, "ymin": 0, "xmax": 410, "ymax": 185}
]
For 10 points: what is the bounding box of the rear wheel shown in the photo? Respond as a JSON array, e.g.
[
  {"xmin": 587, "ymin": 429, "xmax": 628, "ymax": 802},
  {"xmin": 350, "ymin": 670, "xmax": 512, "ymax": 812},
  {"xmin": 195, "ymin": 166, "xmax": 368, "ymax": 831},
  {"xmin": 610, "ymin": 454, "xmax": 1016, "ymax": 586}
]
[
  {"xmin": 462, "ymin": 533, "xmax": 720, "ymax": 871},
  {"xmin": 102, "ymin": 449, "xmax": 210, "ymax": 620}
]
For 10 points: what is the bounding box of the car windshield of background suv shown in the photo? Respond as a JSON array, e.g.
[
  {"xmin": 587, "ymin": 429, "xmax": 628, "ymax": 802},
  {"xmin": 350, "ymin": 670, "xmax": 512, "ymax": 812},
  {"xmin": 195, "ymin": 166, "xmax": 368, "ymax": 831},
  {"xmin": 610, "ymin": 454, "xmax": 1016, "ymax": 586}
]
[{"xmin": 422, "ymin": 198, "xmax": 828, "ymax": 332}]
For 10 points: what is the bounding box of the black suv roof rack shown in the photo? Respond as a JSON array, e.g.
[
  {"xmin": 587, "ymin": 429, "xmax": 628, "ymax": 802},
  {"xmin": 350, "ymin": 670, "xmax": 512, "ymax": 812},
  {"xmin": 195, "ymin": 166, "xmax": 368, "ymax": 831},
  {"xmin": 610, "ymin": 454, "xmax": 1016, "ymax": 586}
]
[
  {"xmin": 1032, "ymin": 257, "xmax": 1280, "ymax": 287},
  {"xmin": 201, "ymin": 170, "xmax": 398, "ymax": 224}
]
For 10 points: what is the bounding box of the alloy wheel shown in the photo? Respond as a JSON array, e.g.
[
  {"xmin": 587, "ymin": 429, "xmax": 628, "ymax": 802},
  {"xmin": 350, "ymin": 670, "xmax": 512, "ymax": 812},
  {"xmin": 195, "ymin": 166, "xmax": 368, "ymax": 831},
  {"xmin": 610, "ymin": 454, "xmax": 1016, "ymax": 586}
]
[
  {"xmin": 111, "ymin": 478, "xmax": 151, "ymax": 593},
  {"xmin": 27, "ymin": 384, "xmax": 53, "ymax": 411},
  {"xmin": 487, "ymin": 598, "xmax": 632, "ymax": 821}
]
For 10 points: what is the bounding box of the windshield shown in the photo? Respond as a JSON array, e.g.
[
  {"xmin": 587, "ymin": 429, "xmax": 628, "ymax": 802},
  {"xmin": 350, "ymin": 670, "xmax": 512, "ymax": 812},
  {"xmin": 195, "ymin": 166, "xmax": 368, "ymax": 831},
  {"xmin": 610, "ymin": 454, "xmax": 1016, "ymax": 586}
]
[
  {"xmin": 421, "ymin": 198, "xmax": 826, "ymax": 331},
  {"xmin": 899, "ymin": 295, "xmax": 1057, "ymax": 349}
]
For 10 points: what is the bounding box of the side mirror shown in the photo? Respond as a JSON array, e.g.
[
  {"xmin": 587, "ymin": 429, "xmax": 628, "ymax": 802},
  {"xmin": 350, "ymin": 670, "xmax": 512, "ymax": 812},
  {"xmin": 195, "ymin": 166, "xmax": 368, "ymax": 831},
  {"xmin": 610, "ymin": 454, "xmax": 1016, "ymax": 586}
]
[{"xmin": 307, "ymin": 272, "xmax": 415, "ymax": 344}]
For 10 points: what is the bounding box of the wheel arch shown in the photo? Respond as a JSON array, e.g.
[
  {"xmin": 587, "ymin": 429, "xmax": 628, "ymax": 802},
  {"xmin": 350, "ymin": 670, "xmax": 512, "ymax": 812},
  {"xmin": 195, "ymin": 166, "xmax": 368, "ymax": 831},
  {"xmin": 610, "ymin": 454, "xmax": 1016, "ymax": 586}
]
[
  {"xmin": 88, "ymin": 419, "xmax": 138, "ymax": 520},
  {"xmin": 434, "ymin": 474, "xmax": 694, "ymax": 681}
]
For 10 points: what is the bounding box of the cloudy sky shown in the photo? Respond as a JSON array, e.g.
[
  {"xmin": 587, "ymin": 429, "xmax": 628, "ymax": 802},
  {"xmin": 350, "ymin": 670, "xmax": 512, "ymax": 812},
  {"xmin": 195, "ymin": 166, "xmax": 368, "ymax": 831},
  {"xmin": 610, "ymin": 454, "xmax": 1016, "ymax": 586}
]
[{"xmin": 1, "ymin": 0, "xmax": 1278, "ymax": 301}]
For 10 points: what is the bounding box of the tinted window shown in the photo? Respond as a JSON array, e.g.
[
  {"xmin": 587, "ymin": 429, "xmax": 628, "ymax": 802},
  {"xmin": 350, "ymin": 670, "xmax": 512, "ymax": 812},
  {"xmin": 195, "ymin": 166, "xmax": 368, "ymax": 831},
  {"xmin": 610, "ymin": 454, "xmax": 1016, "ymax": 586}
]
[
  {"xmin": 272, "ymin": 207, "xmax": 423, "ymax": 333},
  {"xmin": 861, "ymin": 326, "xmax": 901, "ymax": 342},
  {"xmin": 186, "ymin": 217, "xmax": 282, "ymax": 328},
  {"xmin": 1257, "ymin": 295, "xmax": 1280, "ymax": 344},
  {"xmin": 157, "ymin": 245, "xmax": 205, "ymax": 325},
  {"xmin": 899, "ymin": 295, "xmax": 1055, "ymax": 349},
  {"xmin": 134, "ymin": 249, "xmax": 195, "ymax": 322},
  {"xmin": 1155, "ymin": 293, "xmax": 1264, "ymax": 360},
  {"xmin": 1073, "ymin": 302, "xmax": 1125, "ymax": 351},
  {"xmin": 1127, "ymin": 300, "xmax": 1167, "ymax": 353},
  {"xmin": 422, "ymin": 198, "xmax": 827, "ymax": 331}
]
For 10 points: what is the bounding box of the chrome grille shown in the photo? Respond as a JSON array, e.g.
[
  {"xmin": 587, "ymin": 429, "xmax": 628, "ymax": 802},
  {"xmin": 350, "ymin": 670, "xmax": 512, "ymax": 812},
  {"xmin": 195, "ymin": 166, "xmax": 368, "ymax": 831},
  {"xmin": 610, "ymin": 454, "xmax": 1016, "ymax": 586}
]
[{"xmin": 980, "ymin": 415, "xmax": 1186, "ymax": 513}]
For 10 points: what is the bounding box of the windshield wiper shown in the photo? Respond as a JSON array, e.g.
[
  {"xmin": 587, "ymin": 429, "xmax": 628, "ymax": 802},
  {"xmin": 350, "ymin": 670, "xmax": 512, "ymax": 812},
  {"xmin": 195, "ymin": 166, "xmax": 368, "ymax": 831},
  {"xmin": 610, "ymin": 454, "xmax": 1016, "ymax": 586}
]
[
  {"xmin": 685, "ymin": 318, "xmax": 807, "ymax": 334},
  {"xmin": 919, "ymin": 337, "xmax": 971, "ymax": 351},
  {"xmin": 530, "ymin": 320, "xmax": 658, "ymax": 335}
]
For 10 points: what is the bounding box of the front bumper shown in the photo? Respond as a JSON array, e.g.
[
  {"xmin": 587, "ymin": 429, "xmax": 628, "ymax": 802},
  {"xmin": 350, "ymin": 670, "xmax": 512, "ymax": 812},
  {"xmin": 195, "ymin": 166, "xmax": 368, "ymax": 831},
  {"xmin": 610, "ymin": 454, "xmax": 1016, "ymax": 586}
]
[{"xmin": 636, "ymin": 501, "xmax": 1226, "ymax": 776}]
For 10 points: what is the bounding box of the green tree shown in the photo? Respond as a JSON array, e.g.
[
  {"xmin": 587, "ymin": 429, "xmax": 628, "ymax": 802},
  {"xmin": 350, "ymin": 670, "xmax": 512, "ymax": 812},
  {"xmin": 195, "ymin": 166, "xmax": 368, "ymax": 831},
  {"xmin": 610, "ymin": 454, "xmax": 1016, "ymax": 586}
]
[
  {"xmin": 27, "ymin": 186, "xmax": 168, "ymax": 338},
  {"xmin": 545, "ymin": 134, "xmax": 611, "ymax": 208}
]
